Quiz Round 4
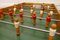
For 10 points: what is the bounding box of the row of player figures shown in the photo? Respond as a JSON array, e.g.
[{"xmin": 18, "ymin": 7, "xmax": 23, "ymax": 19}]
[
  {"xmin": 13, "ymin": 5, "xmax": 54, "ymax": 15},
  {"xmin": 13, "ymin": 6, "xmax": 58, "ymax": 40},
  {"xmin": 13, "ymin": 8, "xmax": 57, "ymax": 40},
  {"xmin": 0, "ymin": 4, "xmax": 55, "ymax": 21},
  {"xmin": 12, "ymin": 6, "xmax": 54, "ymax": 27},
  {"xmin": 0, "ymin": 4, "xmax": 59, "ymax": 40},
  {"xmin": 33, "ymin": 4, "xmax": 50, "ymax": 9},
  {"xmin": 7, "ymin": 5, "xmax": 53, "ymax": 26}
]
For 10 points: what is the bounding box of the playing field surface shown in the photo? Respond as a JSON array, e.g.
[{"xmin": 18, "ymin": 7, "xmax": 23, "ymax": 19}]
[{"xmin": 0, "ymin": 7, "xmax": 60, "ymax": 40}]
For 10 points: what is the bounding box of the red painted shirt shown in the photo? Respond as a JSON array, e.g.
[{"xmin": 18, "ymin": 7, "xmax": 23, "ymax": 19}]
[
  {"xmin": 9, "ymin": 11, "xmax": 13, "ymax": 16},
  {"xmin": 46, "ymin": 16, "xmax": 51, "ymax": 22},
  {"xmin": 32, "ymin": 14, "xmax": 36, "ymax": 20},
  {"xmin": 0, "ymin": 11, "xmax": 2, "ymax": 17},
  {"xmin": 20, "ymin": 12, "xmax": 23, "ymax": 18}
]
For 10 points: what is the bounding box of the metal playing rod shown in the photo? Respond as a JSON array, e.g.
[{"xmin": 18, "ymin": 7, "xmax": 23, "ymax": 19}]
[
  {"xmin": 24, "ymin": 10, "xmax": 58, "ymax": 14},
  {"xmin": 24, "ymin": 10, "xmax": 48, "ymax": 14},
  {"xmin": 0, "ymin": 20, "xmax": 60, "ymax": 35}
]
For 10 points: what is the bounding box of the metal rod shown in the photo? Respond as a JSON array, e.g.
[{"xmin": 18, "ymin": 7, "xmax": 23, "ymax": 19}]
[{"xmin": 0, "ymin": 20, "xmax": 60, "ymax": 35}]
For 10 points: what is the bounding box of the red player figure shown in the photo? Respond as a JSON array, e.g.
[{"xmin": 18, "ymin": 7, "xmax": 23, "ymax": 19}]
[
  {"xmin": 46, "ymin": 13, "xmax": 51, "ymax": 28},
  {"xmin": 9, "ymin": 9, "xmax": 13, "ymax": 22},
  {"xmin": 0, "ymin": 9, "xmax": 3, "ymax": 20},
  {"xmin": 32, "ymin": 11, "xmax": 36, "ymax": 25},
  {"xmin": 14, "ymin": 18, "xmax": 20, "ymax": 36},
  {"xmin": 48, "ymin": 24, "xmax": 57, "ymax": 40},
  {"xmin": 19, "ymin": 10, "xmax": 23, "ymax": 24},
  {"xmin": 40, "ymin": 10, "xmax": 44, "ymax": 20}
]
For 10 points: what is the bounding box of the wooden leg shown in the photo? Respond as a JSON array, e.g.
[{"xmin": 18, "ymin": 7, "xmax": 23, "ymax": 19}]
[
  {"xmin": 20, "ymin": 18, "xmax": 23, "ymax": 24},
  {"xmin": 16, "ymin": 27, "xmax": 20, "ymax": 36},
  {"xmin": 40, "ymin": 14, "xmax": 43, "ymax": 20},
  {"xmin": 33, "ymin": 19, "xmax": 36, "ymax": 25},
  {"xmin": 46, "ymin": 22, "xmax": 49, "ymax": 28},
  {"xmin": 48, "ymin": 35, "xmax": 53, "ymax": 40},
  {"xmin": 10, "ymin": 16, "xmax": 14, "ymax": 22},
  {"xmin": 0, "ymin": 15, "xmax": 4, "ymax": 20}
]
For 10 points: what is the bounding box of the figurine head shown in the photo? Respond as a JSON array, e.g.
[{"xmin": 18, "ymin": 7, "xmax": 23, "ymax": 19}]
[{"xmin": 51, "ymin": 24, "xmax": 57, "ymax": 29}]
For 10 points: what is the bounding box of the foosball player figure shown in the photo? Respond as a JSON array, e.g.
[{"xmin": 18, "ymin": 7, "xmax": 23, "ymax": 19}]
[
  {"xmin": 9, "ymin": 9, "xmax": 14, "ymax": 22},
  {"xmin": 19, "ymin": 9, "xmax": 23, "ymax": 24},
  {"xmin": 46, "ymin": 13, "xmax": 51, "ymax": 28},
  {"xmin": 30, "ymin": 6, "xmax": 34, "ymax": 16},
  {"xmin": 3, "ymin": 12, "xmax": 6, "ymax": 17},
  {"xmin": 20, "ymin": 5, "xmax": 23, "ymax": 13},
  {"xmin": 13, "ymin": 5, "xmax": 16, "ymax": 14},
  {"xmin": 47, "ymin": 5, "xmax": 50, "ymax": 10},
  {"xmin": 50, "ymin": 10, "xmax": 53, "ymax": 16},
  {"xmin": 0, "ymin": 8, "xmax": 3, "ymax": 20},
  {"xmin": 14, "ymin": 18, "xmax": 20, "ymax": 36},
  {"xmin": 32, "ymin": 11, "xmax": 36, "ymax": 25},
  {"xmin": 48, "ymin": 24, "xmax": 57, "ymax": 40},
  {"xmin": 41, "ymin": 4, "xmax": 45, "ymax": 11},
  {"xmin": 40, "ymin": 10, "xmax": 44, "ymax": 20}
]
